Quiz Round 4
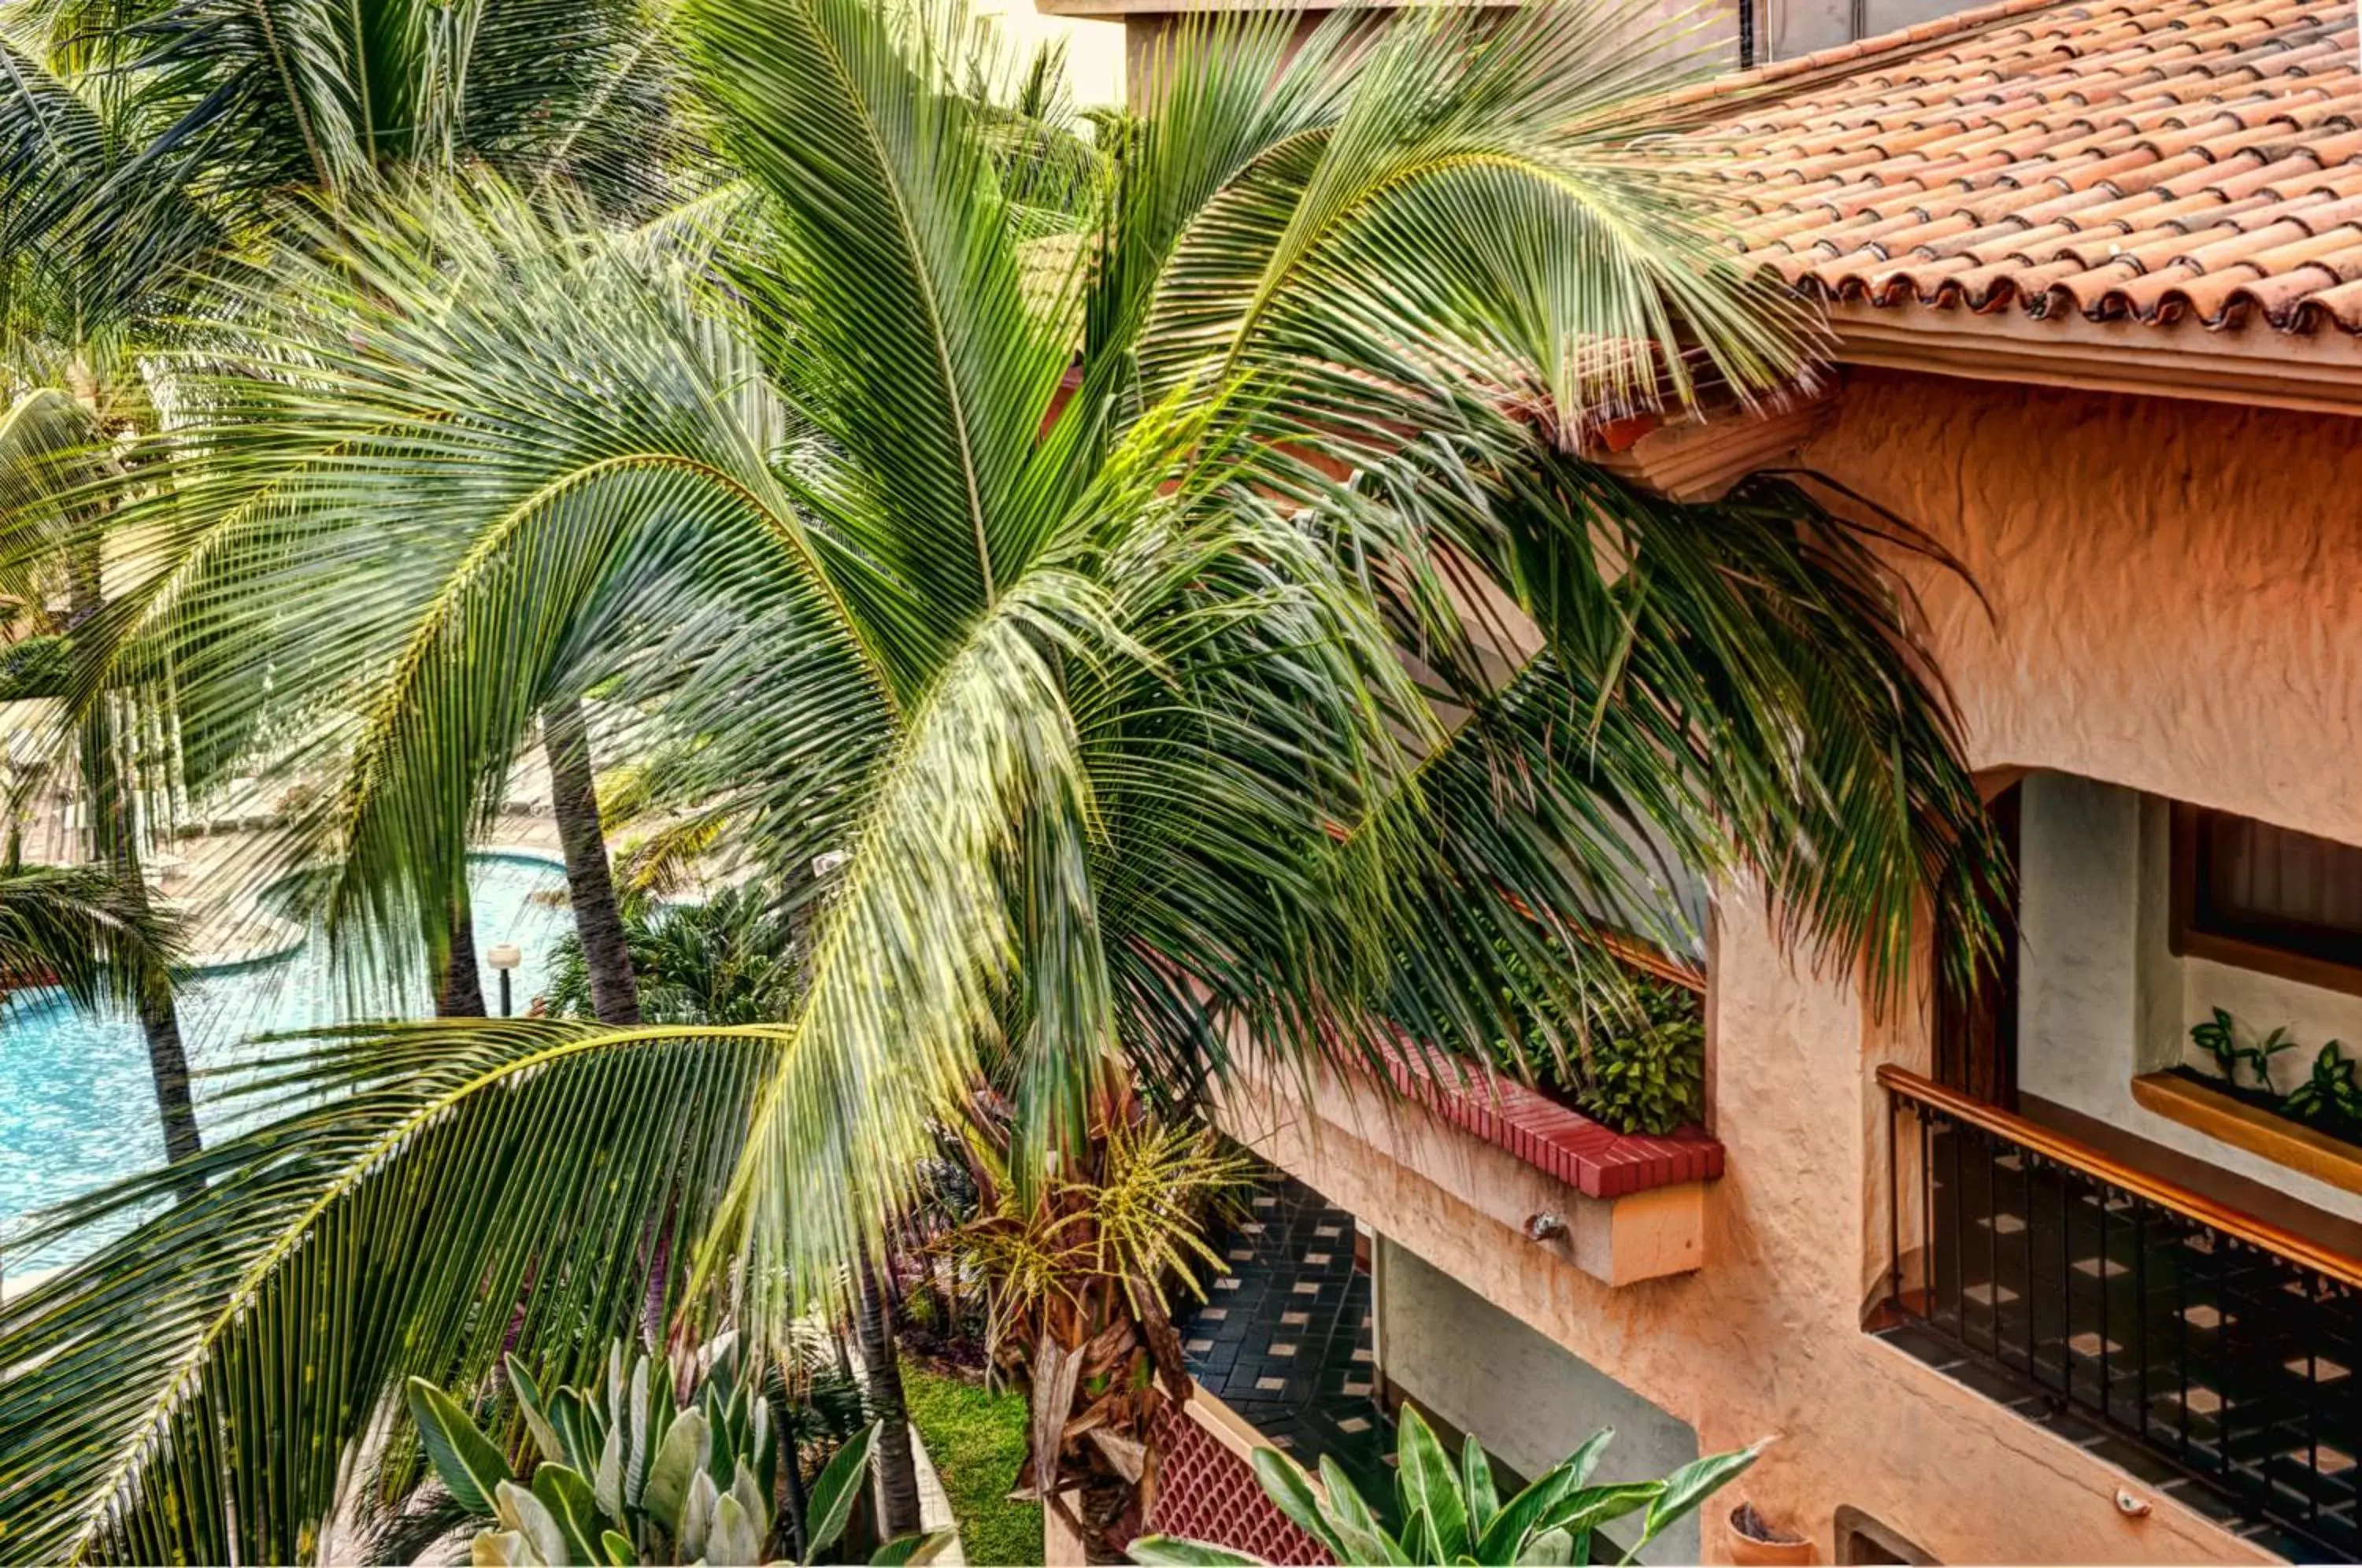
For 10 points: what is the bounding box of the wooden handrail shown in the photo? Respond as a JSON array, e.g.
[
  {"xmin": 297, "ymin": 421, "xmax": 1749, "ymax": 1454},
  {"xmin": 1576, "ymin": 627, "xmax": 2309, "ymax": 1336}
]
[{"xmin": 1877, "ymin": 1064, "xmax": 2362, "ymax": 1294}]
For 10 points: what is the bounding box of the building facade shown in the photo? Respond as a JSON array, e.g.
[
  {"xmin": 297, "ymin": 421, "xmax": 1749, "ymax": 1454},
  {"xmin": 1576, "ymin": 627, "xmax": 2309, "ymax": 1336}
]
[{"xmin": 1045, "ymin": 0, "xmax": 2362, "ymax": 1560}]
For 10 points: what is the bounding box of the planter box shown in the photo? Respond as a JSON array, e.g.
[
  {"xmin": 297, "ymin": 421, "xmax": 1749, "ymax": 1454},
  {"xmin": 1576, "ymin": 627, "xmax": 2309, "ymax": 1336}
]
[
  {"xmin": 2131, "ymin": 1070, "xmax": 2362, "ymax": 1198},
  {"xmin": 1375, "ymin": 1045, "xmax": 1723, "ymax": 1199},
  {"xmin": 1216, "ymin": 1050, "xmax": 1722, "ymax": 1287}
]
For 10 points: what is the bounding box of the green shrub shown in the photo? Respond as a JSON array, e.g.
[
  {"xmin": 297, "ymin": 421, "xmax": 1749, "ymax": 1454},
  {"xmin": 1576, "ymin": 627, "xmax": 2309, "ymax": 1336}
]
[
  {"xmin": 902, "ymin": 1367, "xmax": 1042, "ymax": 1566},
  {"xmin": 1576, "ymin": 983, "xmax": 1705, "ymax": 1137},
  {"xmin": 545, "ymin": 883, "xmax": 799, "ymax": 1024},
  {"xmin": 1486, "ymin": 971, "xmax": 1705, "ymax": 1136}
]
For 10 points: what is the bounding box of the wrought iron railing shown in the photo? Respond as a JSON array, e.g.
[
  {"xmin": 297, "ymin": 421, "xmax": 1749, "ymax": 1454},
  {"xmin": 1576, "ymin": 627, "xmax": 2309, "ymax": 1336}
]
[{"xmin": 1880, "ymin": 1067, "xmax": 2362, "ymax": 1559}]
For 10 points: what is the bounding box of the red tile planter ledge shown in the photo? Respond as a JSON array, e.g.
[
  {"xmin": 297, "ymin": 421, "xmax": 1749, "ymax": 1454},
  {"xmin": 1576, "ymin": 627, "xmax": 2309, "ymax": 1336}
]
[{"xmin": 1373, "ymin": 1045, "xmax": 1724, "ymax": 1200}]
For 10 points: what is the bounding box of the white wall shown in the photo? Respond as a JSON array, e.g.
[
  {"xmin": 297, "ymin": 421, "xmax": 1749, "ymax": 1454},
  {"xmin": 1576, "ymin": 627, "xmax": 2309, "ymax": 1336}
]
[
  {"xmin": 1374, "ymin": 1238, "xmax": 1703, "ymax": 1564},
  {"xmin": 2016, "ymin": 771, "xmax": 2362, "ymax": 1223},
  {"xmin": 991, "ymin": 2, "xmax": 1125, "ymax": 108},
  {"xmin": 1761, "ymin": 0, "xmax": 1990, "ymax": 60}
]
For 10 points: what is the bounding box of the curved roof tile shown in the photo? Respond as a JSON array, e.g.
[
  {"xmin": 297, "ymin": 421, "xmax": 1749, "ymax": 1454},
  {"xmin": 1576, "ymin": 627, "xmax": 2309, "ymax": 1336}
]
[{"xmin": 1673, "ymin": 0, "xmax": 2362, "ymax": 333}]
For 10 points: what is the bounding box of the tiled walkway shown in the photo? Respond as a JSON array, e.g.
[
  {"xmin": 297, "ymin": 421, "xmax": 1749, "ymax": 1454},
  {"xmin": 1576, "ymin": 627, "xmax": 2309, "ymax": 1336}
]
[{"xmin": 1177, "ymin": 1169, "xmax": 1396, "ymax": 1510}]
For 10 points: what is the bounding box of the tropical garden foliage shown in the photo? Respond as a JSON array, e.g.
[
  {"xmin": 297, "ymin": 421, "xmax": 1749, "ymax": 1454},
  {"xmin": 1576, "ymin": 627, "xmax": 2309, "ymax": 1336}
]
[
  {"xmin": 0, "ymin": 860, "xmax": 178, "ymax": 1010},
  {"xmin": 0, "ymin": 0, "xmax": 2008, "ymax": 1560},
  {"xmin": 544, "ymin": 884, "xmax": 802, "ymax": 1026},
  {"xmin": 950, "ymin": 1083, "xmax": 1251, "ymax": 1554},
  {"xmin": 1130, "ymin": 1406, "xmax": 1758, "ymax": 1566},
  {"xmin": 402, "ymin": 1338, "xmax": 950, "ymax": 1564}
]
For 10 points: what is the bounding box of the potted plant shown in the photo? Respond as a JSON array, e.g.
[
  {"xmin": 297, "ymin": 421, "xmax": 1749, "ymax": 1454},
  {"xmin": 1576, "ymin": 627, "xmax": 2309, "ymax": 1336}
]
[{"xmin": 1727, "ymin": 1501, "xmax": 1816, "ymax": 1566}]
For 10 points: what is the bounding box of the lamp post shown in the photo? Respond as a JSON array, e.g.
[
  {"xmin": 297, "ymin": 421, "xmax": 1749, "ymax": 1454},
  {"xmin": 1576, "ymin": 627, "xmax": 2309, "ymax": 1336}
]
[{"xmin": 487, "ymin": 941, "xmax": 523, "ymax": 1018}]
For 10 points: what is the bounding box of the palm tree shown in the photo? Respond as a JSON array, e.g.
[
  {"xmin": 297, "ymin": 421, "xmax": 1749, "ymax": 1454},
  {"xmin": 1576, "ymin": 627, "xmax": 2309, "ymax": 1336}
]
[
  {"xmin": 0, "ymin": 0, "xmax": 691, "ymax": 1041},
  {"xmin": 0, "ymin": 860, "xmax": 180, "ymax": 1013},
  {"xmin": 0, "ymin": 852, "xmax": 185, "ymax": 1282},
  {"xmin": 0, "ymin": 0, "xmax": 2008, "ymax": 1561},
  {"xmin": 0, "ymin": 858, "xmax": 187, "ymax": 1230},
  {"xmin": 543, "ymin": 692, "xmax": 643, "ymax": 1023},
  {"xmin": 0, "ymin": 385, "xmax": 203, "ymax": 1167}
]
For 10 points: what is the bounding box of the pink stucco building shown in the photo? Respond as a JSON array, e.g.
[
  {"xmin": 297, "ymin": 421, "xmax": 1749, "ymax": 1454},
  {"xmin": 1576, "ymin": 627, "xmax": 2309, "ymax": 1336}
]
[{"xmin": 1046, "ymin": 0, "xmax": 2362, "ymax": 1561}]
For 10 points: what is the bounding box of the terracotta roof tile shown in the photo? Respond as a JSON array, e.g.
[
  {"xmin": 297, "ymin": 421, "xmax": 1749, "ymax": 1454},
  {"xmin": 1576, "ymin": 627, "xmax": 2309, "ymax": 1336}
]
[{"xmin": 1678, "ymin": 0, "xmax": 2362, "ymax": 335}]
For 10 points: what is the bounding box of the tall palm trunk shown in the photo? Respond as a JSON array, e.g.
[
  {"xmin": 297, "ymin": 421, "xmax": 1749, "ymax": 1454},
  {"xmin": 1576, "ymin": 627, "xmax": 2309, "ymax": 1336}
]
[
  {"xmin": 70, "ymin": 555, "xmax": 201, "ymax": 1188},
  {"xmin": 542, "ymin": 694, "xmax": 639, "ymax": 1025},
  {"xmin": 855, "ymin": 1256, "xmax": 923, "ymax": 1537},
  {"xmin": 437, "ymin": 887, "xmax": 487, "ymax": 1017}
]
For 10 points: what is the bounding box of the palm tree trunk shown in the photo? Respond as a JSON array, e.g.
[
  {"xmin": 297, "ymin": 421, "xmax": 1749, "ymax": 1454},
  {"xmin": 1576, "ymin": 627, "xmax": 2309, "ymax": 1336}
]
[
  {"xmin": 772, "ymin": 1387, "xmax": 811, "ymax": 1562},
  {"xmin": 542, "ymin": 694, "xmax": 640, "ymax": 1026},
  {"xmin": 73, "ymin": 590, "xmax": 201, "ymax": 1187},
  {"xmin": 855, "ymin": 1256, "xmax": 923, "ymax": 1537},
  {"xmin": 135, "ymin": 969, "xmax": 200, "ymax": 1166},
  {"xmin": 438, "ymin": 888, "xmax": 487, "ymax": 1017}
]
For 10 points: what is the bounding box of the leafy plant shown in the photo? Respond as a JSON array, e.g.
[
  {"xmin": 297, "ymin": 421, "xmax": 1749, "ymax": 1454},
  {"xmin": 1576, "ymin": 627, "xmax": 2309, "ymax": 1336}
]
[
  {"xmin": 1486, "ymin": 968, "xmax": 1705, "ymax": 1136},
  {"xmin": 2282, "ymin": 1041, "xmax": 2362, "ymax": 1130},
  {"xmin": 1129, "ymin": 1406, "xmax": 1759, "ymax": 1566},
  {"xmin": 2188, "ymin": 1008, "xmax": 2296, "ymax": 1090},
  {"xmin": 545, "ymin": 884, "xmax": 802, "ymax": 1026},
  {"xmin": 1575, "ymin": 984, "xmax": 1705, "ymax": 1137},
  {"xmin": 0, "ymin": 633, "xmax": 71, "ymax": 702},
  {"xmin": 2189, "ymin": 1008, "xmax": 2242, "ymax": 1082},
  {"xmin": 404, "ymin": 1339, "xmax": 950, "ymax": 1566}
]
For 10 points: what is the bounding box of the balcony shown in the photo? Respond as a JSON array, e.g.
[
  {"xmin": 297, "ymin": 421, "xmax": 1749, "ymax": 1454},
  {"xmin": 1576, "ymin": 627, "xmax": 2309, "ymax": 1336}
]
[{"xmin": 1878, "ymin": 1066, "xmax": 2362, "ymax": 1561}]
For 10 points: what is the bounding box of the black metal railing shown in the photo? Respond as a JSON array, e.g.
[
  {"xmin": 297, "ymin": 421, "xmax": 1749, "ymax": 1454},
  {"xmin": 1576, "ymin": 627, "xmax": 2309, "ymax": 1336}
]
[{"xmin": 1881, "ymin": 1067, "xmax": 2362, "ymax": 1559}]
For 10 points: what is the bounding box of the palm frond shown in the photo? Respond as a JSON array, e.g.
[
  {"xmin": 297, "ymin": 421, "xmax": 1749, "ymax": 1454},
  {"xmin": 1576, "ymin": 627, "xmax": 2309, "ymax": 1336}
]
[
  {"xmin": 0, "ymin": 860, "xmax": 183, "ymax": 1012},
  {"xmin": 0, "ymin": 1019, "xmax": 772, "ymax": 1565}
]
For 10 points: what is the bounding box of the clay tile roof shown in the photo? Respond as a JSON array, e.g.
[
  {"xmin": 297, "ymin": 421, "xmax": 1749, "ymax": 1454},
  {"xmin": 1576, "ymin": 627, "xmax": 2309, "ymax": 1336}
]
[{"xmin": 1672, "ymin": 0, "xmax": 2362, "ymax": 335}]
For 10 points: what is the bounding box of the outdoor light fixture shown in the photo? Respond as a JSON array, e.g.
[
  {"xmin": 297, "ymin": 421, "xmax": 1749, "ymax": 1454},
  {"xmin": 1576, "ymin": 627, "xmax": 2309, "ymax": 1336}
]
[
  {"xmin": 487, "ymin": 941, "xmax": 523, "ymax": 1017},
  {"xmin": 811, "ymin": 849, "xmax": 849, "ymax": 877}
]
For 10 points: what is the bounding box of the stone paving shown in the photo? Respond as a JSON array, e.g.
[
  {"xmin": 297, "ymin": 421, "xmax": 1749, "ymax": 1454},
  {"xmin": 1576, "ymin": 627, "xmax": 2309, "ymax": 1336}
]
[{"xmin": 1177, "ymin": 1168, "xmax": 1396, "ymax": 1512}]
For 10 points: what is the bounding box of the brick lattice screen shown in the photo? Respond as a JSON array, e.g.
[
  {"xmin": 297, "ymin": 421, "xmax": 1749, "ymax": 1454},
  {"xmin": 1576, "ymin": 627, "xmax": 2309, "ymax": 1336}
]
[{"xmin": 1142, "ymin": 1407, "xmax": 1334, "ymax": 1565}]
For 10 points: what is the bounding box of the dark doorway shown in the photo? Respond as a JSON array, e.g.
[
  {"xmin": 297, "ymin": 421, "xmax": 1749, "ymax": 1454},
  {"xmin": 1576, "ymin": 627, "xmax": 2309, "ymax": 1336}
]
[{"xmin": 1933, "ymin": 781, "xmax": 2021, "ymax": 1111}]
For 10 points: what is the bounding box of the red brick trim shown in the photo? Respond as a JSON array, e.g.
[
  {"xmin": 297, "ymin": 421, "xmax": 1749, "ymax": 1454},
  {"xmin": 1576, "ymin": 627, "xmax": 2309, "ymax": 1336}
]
[{"xmin": 1374, "ymin": 1047, "xmax": 1724, "ymax": 1200}]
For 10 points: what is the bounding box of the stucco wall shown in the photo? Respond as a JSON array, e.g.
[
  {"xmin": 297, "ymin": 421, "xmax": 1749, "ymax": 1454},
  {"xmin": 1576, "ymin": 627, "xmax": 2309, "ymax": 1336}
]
[
  {"xmin": 1800, "ymin": 369, "xmax": 2362, "ymax": 849},
  {"xmin": 2016, "ymin": 771, "xmax": 2362, "ymax": 1222},
  {"xmin": 1375, "ymin": 1238, "xmax": 1703, "ymax": 1564}
]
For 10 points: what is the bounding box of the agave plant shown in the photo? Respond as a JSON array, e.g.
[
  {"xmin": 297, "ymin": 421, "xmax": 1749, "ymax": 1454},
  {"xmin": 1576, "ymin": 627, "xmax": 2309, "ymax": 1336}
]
[
  {"xmin": 0, "ymin": 0, "xmax": 2005, "ymax": 1560},
  {"xmin": 403, "ymin": 1339, "xmax": 950, "ymax": 1566},
  {"xmin": 1131, "ymin": 1407, "xmax": 1757, "ymax": 1566}
]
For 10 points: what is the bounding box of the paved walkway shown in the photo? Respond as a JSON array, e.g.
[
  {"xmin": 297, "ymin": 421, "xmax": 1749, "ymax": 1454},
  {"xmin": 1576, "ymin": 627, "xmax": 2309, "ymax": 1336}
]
[{"xmin": 1178, "ymin": 1168, "xmax": 1396, "ymax": 1511}]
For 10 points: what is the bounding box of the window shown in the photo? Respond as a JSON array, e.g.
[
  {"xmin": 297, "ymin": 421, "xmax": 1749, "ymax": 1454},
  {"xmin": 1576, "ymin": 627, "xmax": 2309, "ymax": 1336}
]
[{"xmin": 2172, "ymin": 804, "xmax": 2362, "ymax": 993}]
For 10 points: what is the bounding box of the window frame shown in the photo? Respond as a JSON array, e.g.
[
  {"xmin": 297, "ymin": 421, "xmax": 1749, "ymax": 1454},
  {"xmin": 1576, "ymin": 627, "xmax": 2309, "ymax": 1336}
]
[{"xmin": 2169, "ymin": 803, "xmax": 2362, "ymax": 999}]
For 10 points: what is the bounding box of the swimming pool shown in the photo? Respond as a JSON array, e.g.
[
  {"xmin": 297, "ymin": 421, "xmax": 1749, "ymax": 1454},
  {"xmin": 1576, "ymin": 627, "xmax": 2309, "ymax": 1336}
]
[{"xmin": 0, "ymin": 852, "xmax": 572, "ymax": 1268}]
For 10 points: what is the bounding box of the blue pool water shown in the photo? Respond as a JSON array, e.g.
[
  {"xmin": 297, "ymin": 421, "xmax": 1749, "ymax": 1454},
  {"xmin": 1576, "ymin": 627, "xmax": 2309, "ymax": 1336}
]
[{"xmin": 0, "ymin": 852, "xmax": 572, "ymax": 1267}]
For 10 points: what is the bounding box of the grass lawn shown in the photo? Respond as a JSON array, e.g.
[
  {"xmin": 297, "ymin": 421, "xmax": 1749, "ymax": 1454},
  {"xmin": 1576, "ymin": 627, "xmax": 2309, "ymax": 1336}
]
[{"xmin": 904, "ymin": 1365, "xmax": 1043, "ymax": 1566}]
